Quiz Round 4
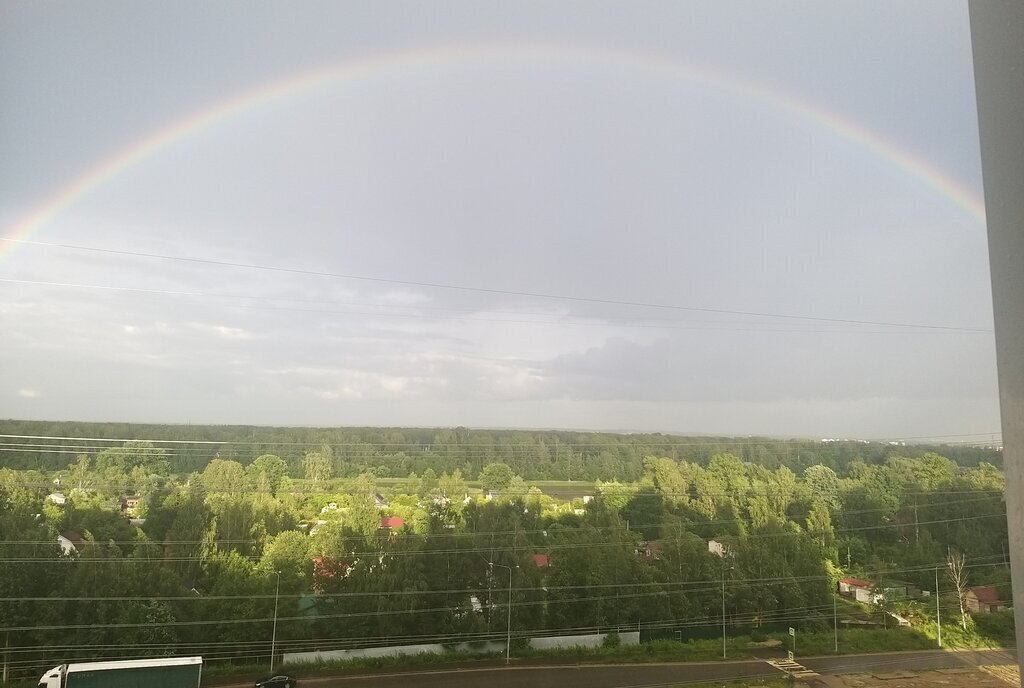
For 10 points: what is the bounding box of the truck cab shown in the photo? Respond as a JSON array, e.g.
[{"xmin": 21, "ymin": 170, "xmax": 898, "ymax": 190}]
[{"xmin": 38, "ymin": 665, "xmax": 65, "ymax": 688}]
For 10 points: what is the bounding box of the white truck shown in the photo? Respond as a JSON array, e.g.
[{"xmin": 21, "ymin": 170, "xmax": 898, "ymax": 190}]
[{"xmin": 37, "ymin": 656, "xmax": 203, "ymax": 688}]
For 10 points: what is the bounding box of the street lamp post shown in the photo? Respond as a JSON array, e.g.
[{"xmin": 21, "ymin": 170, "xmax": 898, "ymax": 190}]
[
  {"xmin": 270, "ymin": 570, "xmax": 281, "ymax": 672},
  {"xmin": 721, "ymin": 569, "xmax": 727, "ymax": 660},
  {"xmin": 490, "ymin": 562, "xmax": 516, "ymax": 665},
  {"xmin": 833, "ymin": 593, "xmax": 838, "ymax": 653}
]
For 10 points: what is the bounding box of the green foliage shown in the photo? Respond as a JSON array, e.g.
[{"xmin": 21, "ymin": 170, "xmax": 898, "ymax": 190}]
[
  {"xmin": 247, "ymin": 454, "xmax": 288, "ymax": 494},
  {"xmin": 0, "ymin": 429, "xmax": 1013, "ymax": 683},
  {"xmin": 303, "ymin": 450, "xmax": 333, "ymax": 485},
  {"xmin": 804, "ymin": 465, "xmax": 840, "ymax": 511},
  {"xmin": 478, "ymin": 462, "xmax": 515, "ymax": 492},
  {"xmin": 972, "ymin": 609, "xmax": 1016, "ymax": 646},
  {"xmin": 201, "ymin": 458, "xmax": 247, "ymax": 494}
]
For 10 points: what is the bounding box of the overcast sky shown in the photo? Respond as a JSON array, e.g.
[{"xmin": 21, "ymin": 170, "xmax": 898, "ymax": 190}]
[{"xmin": 0, "ymin": 1, "xmax": 1000, "ymax": 440}]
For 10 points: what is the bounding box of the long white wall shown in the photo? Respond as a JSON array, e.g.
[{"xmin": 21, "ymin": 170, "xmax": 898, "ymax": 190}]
[{"xmin": 283, "ymin": 632, "xmax": 640, "ymax": 665}]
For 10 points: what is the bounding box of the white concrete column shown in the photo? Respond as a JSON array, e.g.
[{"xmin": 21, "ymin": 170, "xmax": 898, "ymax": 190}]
[{"xmin": 969, "ymin": 1, "xmax": 1024, "ymax": 672}]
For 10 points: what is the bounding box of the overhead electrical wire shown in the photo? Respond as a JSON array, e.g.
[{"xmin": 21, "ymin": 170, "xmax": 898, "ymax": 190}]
[{"xmin": 0, "ymin": 238, "xmax": 993, "ymax": 333}]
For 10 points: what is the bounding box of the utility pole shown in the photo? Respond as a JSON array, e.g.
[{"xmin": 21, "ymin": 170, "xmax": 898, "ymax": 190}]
[
  {"xmin": 914, "ymin": 502, "xmax": 920, "ymax": 544},
  {"xmin": 491, "ymin": 562, "xmax": 516, "ymax": 665},
  {"xmin": 833, "ymin": 594, "xmax": 838, "ymax": 653},
  {"xmin": 721, "ymin": 570, "xmax": 727, "ymax": 660},
  {"xmin": 935, "ymin": 567, "xmax": 942, "ymax": 648},
  {"xmin": 270, "ymin": 570, "xmax": 281, "ymax": 672}
]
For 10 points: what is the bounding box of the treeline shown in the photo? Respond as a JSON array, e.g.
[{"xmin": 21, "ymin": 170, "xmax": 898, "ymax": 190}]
[
  {"xmin": 0, "ymin": 446, "xmax": 1011, "ymax": 680},
  {"xmin": 0, "ymin": 419, "xmax": 1003, "ymax": 480}
]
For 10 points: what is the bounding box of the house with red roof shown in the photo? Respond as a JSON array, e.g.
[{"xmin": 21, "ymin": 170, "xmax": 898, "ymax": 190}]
[
  {"xmin": 532, "ymin": 553, "xmax": 550, "ymax": 568},
  {"xmin": 965, "ymin": 585, "xmax": 1006, "ymax": 613},
  {"xmin": 380, "ymin": 516, "xmax": 404, "ymax": 529},
  {"xmin": 312, "ymin": 556, "xmax": 354, "ymax": 593},
  {"xmin": 838, "ymin": 577, "xmax": 877, "ymax": 604}
]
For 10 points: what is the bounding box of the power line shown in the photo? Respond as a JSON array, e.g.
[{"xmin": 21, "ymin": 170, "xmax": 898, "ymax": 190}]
[
  {"xmin": 0, "ymin": 492, "xmax": 1004, "ymax": 542},
  {"xmin": 0, "ymin": 563, "xmax": 1005, "ymax": 635},
  {"xmin": 0, "ymin": 554, "xmax": 1007, "ymax": 603},
  {"xmin": 0, "ymin": 237, "xmax": 993, "ymax": 333},
  {"xmin": 0, "ymin": 514, "xmax": 1007, "ymax": 563},
  {"xmin": 3, "ymin": 277, "xmax": 984, "ymax": 337}
]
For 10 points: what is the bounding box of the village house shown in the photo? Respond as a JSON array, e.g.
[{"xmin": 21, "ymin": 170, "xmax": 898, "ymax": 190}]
[
  {"xmin": 708, "ymin": 539, "xmax": 731, "ymax": 558},
  {"xmin": 46, "ymin": 492, "xmax": 68, "ymax": 506},
  {"xmin": 119, "ymin": 495, "xmax": 141, "ymax": 513},
  {"xmin": 838, "ymin": 577, "xmax": 878, "ymax": 604},
  {"xmin": 57, "ymin": 530, "xmax": 85, "ymax": 556},
  {"xmin": 966, "ymin": 585, "xmax": 1007, "ymax": 613}
]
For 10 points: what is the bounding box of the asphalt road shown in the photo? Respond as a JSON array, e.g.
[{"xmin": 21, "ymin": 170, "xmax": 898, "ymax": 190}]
[
  {"xmin": 287, "ymin": 660, "xmax": 778, "ymax": 688},
  {"xmin": 226, "ymin": 649, "xmax": 1018, "ymax": 688},
  {"xmin": 801, "ymin": 648, "xmax": 1017, "ymax": 675}
]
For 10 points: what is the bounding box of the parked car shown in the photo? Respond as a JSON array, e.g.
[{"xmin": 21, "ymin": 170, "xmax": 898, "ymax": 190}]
[{"xmin": 255, "ymin": 676, "xmax": 296, "ymax": 688}]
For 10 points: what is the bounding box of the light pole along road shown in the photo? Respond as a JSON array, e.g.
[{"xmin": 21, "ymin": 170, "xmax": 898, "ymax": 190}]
[
  {"xmin": 490, "ymin": 562, "xmax": 517, "ymax": 665},
  {"xmin": 270, "ymin": 570, "xmax": 281, "ymax": 673}
]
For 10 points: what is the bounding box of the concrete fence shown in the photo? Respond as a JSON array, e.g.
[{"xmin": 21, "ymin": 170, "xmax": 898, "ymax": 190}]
[{"xmin": 283, "ymin": 631, "xmax": 640, "ymax": 665}]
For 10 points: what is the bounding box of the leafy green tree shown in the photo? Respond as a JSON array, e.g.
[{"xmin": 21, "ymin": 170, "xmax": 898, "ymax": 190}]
[
  {"xmin": 478, "ymin": 463, "xmax": 515, "ymax": 492},
  {"xmin": 95, "ymin": 441, "xmax": 169, "ymax": 479},
  {"xmin": 596, "ymin": 480, "xmax": 637, "ymax": 513},
  {"xmin": 211, "ymin": 497, "xmax": 262, "ymax": 555},
  {"xmin": 303, "ymin": 451, "xmax": 333, "ymax": 486},
  {"xmin": 506, "ymin": 475, "xmax": 528, "ymax": 498},
  {"xmin": 642, "ymin": 456, "xmax": 689, "ymax": 503},
  {"xmin": 247, "ymin": 454, "xmax": 288, "ymax": 495},
  {"xmin": 153, "ymin": 489, "xmax": 213, "ymax": 580},
  {"xmin": 347, "ymin": 473, "xmax": 382, "ymax": 541},
  {"xmin": 798, "ymin": 464, "xmax": 839, "ymax": 513},
  {"xmin": 805, "ymin": 498, "xmax": 835, "ymax": 550},
  {"xmin": 707, "ymin": 453, "xmax": 750, "ymax": 503},
  {"xmin": 201, "ymin": 459, "xmax": 247, "ymax": 495},
  {"xmin": 419, "ymin": 468, "xmax": 439, "ymax": 497},
  {"xmin": 261, "ymin": 530, "xmax": 312, "ymax": 580},
  {"xmin": 66, "ymin": 454, "xmax": 93, "ymax": 491},
  {"xmin": 437, "ymin": 469, "xmax": 467, "ymax": 500}
]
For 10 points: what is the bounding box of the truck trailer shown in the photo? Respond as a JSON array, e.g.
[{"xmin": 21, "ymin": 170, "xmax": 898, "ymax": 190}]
[{"xmin": 38, "ymin": 656, "xmax": 203, "ymax": 688}]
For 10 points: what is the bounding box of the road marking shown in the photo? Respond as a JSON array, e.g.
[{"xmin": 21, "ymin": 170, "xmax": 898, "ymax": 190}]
[{"xmin": 767, "ymin": 658, "xmax": 820, "ymax": 679}]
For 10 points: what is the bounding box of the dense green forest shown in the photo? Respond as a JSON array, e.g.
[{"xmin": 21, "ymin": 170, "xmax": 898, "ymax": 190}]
[
  {"xmin": 0, "ymin": 424, "xmax": 1012, "ymax": 681},
  {"xmin": 0, "ymin": 419, "xmax": 1003, "ymax": 478}
]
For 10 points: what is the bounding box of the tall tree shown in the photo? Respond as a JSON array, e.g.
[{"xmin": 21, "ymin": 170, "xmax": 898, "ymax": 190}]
[
  {"xmin": 946, "ymin": 548, "xmax": 970, "ymax": 630},
  {"xmin": 247, "ymin": 454, "xmax": 288, "ymax": 495},
  {"xmin": 303, "ymin": 451, "xmax": 333, "ymax": 486},
  {"xmin": 478, "ymin": 463, "xmax": 515, "ymax": 492},
  {"xmin": 201, "ymin": 459, "xmax": 247, "ymax": 495}
]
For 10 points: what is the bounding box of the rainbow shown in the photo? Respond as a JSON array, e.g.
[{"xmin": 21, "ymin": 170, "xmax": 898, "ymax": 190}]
[{"xmin": 0, "ymin": 42, "xmax": 986, "ymax": 262}]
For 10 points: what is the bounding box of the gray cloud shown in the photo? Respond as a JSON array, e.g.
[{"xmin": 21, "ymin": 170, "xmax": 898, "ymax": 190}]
[{"xmin": 0, "ymin": 1, "xmax": 999, "ymax": 438}]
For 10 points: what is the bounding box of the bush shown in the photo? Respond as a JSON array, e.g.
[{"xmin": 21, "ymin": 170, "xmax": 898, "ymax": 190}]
[
  {"xmin": 972, "ymin": 610, "xmax": 1016, "ymax": 646},
  {"xmin": 603, "ymin": 632, "xmax": 621, "ymax": 647}
]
